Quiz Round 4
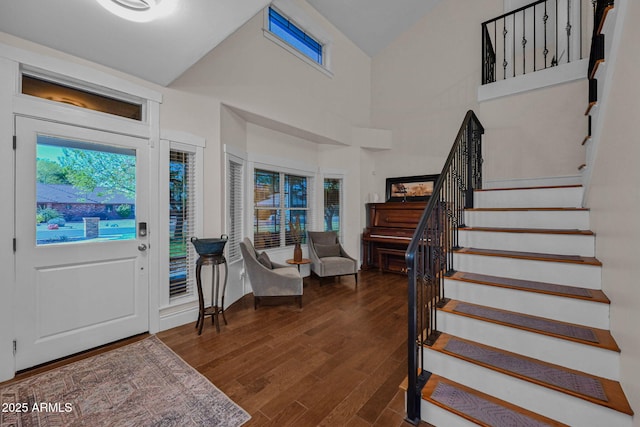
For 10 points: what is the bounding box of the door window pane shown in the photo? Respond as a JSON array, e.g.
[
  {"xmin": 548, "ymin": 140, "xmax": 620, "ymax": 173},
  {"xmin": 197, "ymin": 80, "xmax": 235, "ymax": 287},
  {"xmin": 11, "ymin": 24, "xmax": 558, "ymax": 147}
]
[{"xmin": 36, "ymin": 135, "xmax": 136, "ymax": 245}]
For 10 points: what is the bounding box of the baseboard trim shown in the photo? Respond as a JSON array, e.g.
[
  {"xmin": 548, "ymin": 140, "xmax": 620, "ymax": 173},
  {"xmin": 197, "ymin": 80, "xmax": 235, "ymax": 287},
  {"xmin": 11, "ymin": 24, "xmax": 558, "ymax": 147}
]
[{"xmin": 159, "ymin": 304, "xmax": 198, "ymax": 332}]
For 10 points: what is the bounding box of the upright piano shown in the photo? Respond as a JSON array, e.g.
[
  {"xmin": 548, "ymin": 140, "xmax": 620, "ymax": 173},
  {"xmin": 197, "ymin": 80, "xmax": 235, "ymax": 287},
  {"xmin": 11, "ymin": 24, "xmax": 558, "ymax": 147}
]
[{"xmin": 361, "ymin": 201, "xmax": 426, "ymax": 274}]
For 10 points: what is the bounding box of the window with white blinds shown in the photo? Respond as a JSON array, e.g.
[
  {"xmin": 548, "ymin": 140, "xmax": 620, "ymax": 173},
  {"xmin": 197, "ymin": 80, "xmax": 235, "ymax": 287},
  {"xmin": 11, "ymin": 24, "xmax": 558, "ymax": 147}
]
[
  {"xmin": 227, "ymin": 157, "xmax": 244, "ymax": 262},
  {"xmin": 253, "ymin": 168, "xmax": 312, "ymax": 250},
  {"xmin": 169, "ymin": 150, "xmax": 197, "ymax": 298}
]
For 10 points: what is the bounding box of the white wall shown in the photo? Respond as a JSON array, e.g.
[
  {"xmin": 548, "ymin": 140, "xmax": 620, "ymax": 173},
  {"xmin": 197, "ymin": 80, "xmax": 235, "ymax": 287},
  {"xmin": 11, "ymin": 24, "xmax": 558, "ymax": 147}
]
[
  {"xmin": 170, "ymin": 4, "xmax": 372, "ymax": 144},
  {"xmin": 479, "ymin": 79, "xmax": 587, "ymax": 185},
  {"xmin": 370, "ymin": 0, "xmax": 502, "ymax": 193},
  {"xmin": 370, "ymin": 0, "xmax": 586, "ymax": 194},
  {"xmin": 585, "ymin": 0, "xmax": 640, "ymax": 423},
  {"xmin": 171, "ymin": 2, "xmax": 374, "ymax": 288}
]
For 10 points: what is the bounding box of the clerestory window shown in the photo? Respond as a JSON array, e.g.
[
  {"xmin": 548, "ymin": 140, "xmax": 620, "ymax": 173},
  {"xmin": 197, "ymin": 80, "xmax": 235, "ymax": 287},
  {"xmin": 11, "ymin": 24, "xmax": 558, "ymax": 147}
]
[{"xmin": 266, "ymin": 6, "xmax": 325, "ymax": 67}]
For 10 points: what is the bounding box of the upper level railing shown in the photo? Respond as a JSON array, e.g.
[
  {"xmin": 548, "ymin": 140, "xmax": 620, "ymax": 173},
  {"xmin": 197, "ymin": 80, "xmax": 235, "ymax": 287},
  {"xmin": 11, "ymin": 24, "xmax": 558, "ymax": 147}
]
[
  {"xmin": 482, "ymin": 0, "xmax": 592, "ymax": 85},
  {"xmin": 405, "ymin": 111, "xmax": 484, "ymax": 424}
]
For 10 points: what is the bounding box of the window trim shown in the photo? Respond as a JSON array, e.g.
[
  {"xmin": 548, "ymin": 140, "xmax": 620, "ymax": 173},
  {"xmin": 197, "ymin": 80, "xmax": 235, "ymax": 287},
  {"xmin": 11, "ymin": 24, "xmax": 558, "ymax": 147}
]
[
  {"xmin": 253, "ymin": 168, "xmax": 312, "ymax": 250},
  {"xmin": 158, "ymin": 135, "xmax": 204, "ymax": 310},
  {"xmin": 263, "ymin": 6, "xmax": 334, "ymax": 78},
  {"xmin": 322, "ymin": 175, "xmax": 344, "ymax": 241},
  {"xmin": 248, "ymin": 156, "xmax": 315, "ymax": 252}
]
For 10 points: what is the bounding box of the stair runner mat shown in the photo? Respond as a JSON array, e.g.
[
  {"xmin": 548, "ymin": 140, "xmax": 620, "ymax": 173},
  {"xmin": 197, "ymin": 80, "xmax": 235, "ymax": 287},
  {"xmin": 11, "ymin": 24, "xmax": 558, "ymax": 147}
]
[
  {"xmin": 456, "ymin": 272, "xmax": 591, "ymax": 297},
  {"xmin": 452, "ymin": 302, "xmax": 599, "ymax": 343},
  {"xmin": 430, "ymin": 381, "xmax": 556, "ymax": 427},
  {"xmin": 443, "ymin": 337, "xmax": 608, "ymax": 401}
]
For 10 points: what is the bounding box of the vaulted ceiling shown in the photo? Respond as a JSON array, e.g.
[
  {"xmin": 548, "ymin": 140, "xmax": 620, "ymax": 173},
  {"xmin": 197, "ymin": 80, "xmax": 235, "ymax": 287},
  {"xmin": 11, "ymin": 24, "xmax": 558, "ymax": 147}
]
[{"xmin": 0, "ymin": 0, "xmax": 441, "ymax": 86}]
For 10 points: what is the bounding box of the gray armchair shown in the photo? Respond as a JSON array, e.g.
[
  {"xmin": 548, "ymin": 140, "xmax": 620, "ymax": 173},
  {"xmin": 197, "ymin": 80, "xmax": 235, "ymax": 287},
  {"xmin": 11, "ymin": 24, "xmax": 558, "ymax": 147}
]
[
  {"xmin": 239, "ymin": 238, "xmax": 303, "ymax": 309},
  {"xmin": 307, "ymin": 231, "xmax": 358, "ymax": 285}
]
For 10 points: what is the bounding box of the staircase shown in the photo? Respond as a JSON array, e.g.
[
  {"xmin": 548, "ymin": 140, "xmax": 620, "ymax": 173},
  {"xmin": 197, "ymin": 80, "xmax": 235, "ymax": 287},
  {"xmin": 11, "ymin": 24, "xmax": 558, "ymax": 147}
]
[{"xmin": 416, "ymin": 185, "xmax": 633, "ymax": 426}]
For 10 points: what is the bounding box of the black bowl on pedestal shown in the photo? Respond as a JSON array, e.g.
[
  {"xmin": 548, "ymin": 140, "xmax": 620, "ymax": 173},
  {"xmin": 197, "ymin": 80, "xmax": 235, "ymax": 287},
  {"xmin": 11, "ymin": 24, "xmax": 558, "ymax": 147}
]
[{"xmin": 190, "ymin": 235, "xmax": 228, "ymax": 256}]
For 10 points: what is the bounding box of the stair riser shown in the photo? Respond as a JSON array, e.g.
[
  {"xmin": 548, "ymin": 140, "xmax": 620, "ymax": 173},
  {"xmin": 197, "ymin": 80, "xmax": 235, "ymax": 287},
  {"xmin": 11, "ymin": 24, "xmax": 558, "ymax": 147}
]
[
  {"xmin": 458, "ymin": 230, "xmax": 595, "ymax": 257},
  {"xmin": 418, "ymin": 399, "xmax": 480, "ymax": 427},
  {"xmin": 453, "ymin": 253, "xmax": 601, "ymax": 289},
  {"xmin": 424, "ymin": 349, "xmax": 631, "ymax": 427},
  {"xmin": 464, "ymin": 210, "xmax": 590, "ymax": 229},
  {"xmin": 437, "ymin": 311, "xmax": 620, "ymax": 380},
  {"xmin": 444, "ymin": 279, "xmax": 609, "ymax": 329},
  {"xmin": 474, "ymin": 187, "xmax": 583, "ymax": 209}
]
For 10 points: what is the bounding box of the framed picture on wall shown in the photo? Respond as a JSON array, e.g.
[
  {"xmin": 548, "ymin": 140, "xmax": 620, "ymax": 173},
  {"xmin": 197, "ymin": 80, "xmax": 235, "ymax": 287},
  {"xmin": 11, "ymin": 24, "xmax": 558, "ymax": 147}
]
[{"xmin": 385, "ymin": 174, "xmax": 439, "ymax": 202}]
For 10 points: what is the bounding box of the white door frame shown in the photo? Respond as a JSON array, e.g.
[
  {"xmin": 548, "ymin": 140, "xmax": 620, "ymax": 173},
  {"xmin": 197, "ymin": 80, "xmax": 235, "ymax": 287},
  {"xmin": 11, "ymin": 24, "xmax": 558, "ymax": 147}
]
[{"xmin": 0, "ymin": 44, "xmax": 162, "ymax": 380}]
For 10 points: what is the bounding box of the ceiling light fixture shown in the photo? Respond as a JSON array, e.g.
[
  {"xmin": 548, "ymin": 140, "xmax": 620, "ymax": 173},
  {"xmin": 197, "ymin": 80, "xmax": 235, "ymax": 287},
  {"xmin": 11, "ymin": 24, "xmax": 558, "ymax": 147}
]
[{"xmin": 96, "ymin": 0, "xmax": 178, "ymax": 23}]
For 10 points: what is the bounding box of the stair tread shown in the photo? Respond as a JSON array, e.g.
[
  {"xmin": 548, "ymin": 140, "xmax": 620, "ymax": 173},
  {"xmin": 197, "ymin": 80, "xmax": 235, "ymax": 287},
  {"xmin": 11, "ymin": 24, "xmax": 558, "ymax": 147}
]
[
  {"xmin": 449, "ymin": 272, "xmax": 609, "ymax": 304},
  {"xmin": 422, "ymin": 373, "xmax": 569, "ymax": 427},
  {"xmin": 431, "ymin": 334, "xmax": 633, "ymax": 415},
  {"xmin": 466, "ymin": 207, "xmax": 588, "ymax": 211},
  {"xmin": 441, "ymin": 300, "xmax": 619, "ymax": 352},
  {"xmin": 454, "ymin": 247, "xmax": 602, "ymax": 266},
  {"xmin": 459, "ymin": 226, "xmax": 594, "ymax": 235},
  {"xmin": 475, "ymin": 185, "xmax": 582, "ymax": 192}
]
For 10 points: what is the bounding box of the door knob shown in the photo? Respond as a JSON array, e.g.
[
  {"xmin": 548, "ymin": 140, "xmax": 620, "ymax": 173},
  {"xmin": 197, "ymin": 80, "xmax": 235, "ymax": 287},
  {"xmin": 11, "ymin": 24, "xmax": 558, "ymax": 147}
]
[{"xmin": 138, "ymin": 243, "xmax": 148, "ymax": 251}]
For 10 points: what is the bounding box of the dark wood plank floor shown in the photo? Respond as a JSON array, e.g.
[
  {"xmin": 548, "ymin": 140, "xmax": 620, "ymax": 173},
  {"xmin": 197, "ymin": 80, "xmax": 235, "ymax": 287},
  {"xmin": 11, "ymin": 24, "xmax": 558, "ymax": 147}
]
[
  {"xmin": 4, "ymin": 270, "xmax": 432, "ymax": 426},
  {"xmin": 159, "ymin": 270, "xmax": 425, "ymax": 426}
]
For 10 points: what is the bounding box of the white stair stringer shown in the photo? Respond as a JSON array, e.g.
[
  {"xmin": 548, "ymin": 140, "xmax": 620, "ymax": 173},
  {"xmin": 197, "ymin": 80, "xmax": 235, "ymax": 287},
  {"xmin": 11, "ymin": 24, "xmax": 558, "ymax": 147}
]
[
  {"xmin": 437, "ymin": 309, "xmax": 620, "ymax": 380},
  {"xmin": 474, "ymin": 186, "xmax": 583, "ymax": 209},
  {"xmin": 424, "ymin": 346, "xmax": 632, "ymax": 427},
  {"xmin": 443, "ymin": 278, "xmax": 609, "ymax": 329},
  {"xmin": 453, "ymin": 252, "xmax": 602, "ymax": 289},
  {"xmin": 458, "ymin": 228, "xmax": 595, "ymax": 257},
  {"xmin": 464, "ymin": 208, "xmax": 590, "ymax": 229}
]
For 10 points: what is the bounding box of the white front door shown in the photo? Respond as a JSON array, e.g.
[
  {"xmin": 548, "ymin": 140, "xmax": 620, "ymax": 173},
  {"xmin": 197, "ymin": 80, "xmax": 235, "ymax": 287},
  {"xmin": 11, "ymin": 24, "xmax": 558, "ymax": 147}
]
[{"xmin": 14, "ymin": 117, "xmax": 149, "ymax": 370}]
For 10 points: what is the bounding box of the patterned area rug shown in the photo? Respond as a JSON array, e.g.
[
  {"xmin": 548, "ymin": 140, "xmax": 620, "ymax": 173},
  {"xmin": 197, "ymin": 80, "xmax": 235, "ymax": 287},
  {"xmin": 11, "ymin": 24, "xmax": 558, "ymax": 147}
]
[
  {"xmin": 444, "ymin": 338, "xmax": 608, "ymax": 401},
  {"xmin": 452, "ymin": 302, "xmax": 599, "ymax": 343},
  {"xmin": 0, "ymin": 336, "xmax": 250, "ymax": 427},
  {"xmin": 431, "ymin": 381, "xmax": 554, "ymax": 427}
]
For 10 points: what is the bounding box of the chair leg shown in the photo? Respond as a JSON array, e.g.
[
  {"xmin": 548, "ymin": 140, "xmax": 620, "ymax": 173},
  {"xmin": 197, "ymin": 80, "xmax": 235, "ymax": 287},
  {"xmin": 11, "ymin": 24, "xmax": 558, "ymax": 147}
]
[
  {"xmin": 354, "ymin": 272, "xmax": 358, "ymax": 287},
  {"xmin": 298, "ymin": 295, "xmax": 303, "ymax": 308},
  {"xmin": 254, "ymin": 296, "xmax": 259, "ymax": 310}
]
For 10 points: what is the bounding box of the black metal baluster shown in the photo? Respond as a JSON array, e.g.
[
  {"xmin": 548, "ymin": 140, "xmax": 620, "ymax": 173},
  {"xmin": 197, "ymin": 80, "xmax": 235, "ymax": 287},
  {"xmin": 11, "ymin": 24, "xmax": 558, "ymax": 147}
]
[
  {"xmin": 544, "ymin": 1, "xmax": 549, "ymax": 67},
  {"xmin": 503, "ymin": 18, "xmax": 508, "ymax": 79},
  {"xmin": 534, "ymin": 4, "xmax": 537, "ymax": 71},
  {"xmin": 567, "ymin": 0, "xmax": 572, "ymax": 62},
  {"xmin": 523, "ymin": 10, "xmax": 527, "ymax": 74},
  {"xmin": 513, "ymin": 15, "xmax": 516, "ymax": 77},
  {"xmin": 555, "ymin": 0, "xmax": 558, "ymax": 65}
]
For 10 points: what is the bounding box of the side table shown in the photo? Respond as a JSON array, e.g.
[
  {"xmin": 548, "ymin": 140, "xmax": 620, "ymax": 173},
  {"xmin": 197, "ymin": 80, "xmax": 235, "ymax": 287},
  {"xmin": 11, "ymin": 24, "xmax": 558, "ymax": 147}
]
[
  {"xmin": 195, "ymin": 253, "xmax": 228, "ymax": 334},
  {"xmin": 286, "ymin": 258, "xmax": 311, "ymax": 272}
]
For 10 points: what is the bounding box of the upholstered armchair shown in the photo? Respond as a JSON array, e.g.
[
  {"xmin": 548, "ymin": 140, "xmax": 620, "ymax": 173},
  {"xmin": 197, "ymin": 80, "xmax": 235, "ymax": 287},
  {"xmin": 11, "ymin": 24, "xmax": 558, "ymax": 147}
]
[
  {"xmin": 239, "ymin": 238, "xmax": 303, "ymax": 309},
  {"xmin": 307, "ymin": 231, "xmax": 358, "ymax": 284}
]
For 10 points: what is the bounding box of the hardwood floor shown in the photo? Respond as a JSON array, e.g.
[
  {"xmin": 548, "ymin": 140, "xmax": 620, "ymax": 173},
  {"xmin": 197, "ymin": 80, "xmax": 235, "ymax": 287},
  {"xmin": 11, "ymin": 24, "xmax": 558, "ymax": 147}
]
[
  {"xmin": 3, "ymin": 270, "xmax": 431, "ymax": 426},
  {"xmin": 158, "ymin": 270, "xmax": 426, "ymax": 426}
]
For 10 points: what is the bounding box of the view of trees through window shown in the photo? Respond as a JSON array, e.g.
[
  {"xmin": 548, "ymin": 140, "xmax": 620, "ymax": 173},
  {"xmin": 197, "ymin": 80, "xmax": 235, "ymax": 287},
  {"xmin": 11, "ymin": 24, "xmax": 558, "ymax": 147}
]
[
  {"xmin": 254, "ymin": 169, "xmax": 308, "ymax": 250},
  {"xmin": 324, "ymin": 178, "xmax": 341, "ymax": 234},
  {"xmin": 169, "ymin": 150, "xmax": 195, "ymax": 297},
  {"xmin": 35, "ymin": 136, "xmax": 136, "ymax": 245}
]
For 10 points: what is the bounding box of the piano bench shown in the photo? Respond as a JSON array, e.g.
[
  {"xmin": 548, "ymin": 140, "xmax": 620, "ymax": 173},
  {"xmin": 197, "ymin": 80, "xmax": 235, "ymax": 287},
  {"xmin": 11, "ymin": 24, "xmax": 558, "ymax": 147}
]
[{"xmin": 377, "ymin": 248, "xmax": 407, "ymax": 274}]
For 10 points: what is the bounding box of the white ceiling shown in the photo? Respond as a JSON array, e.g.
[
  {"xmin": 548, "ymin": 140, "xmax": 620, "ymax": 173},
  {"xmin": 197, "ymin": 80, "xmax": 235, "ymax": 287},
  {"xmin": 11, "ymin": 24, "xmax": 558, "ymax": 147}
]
[
  {"xmin": 307, "ymin": 0, "xmax": 442, "ymax": 57},
  {"xmin": 0, "ymin": 0, "xmax": 441, "ymax": 86}
]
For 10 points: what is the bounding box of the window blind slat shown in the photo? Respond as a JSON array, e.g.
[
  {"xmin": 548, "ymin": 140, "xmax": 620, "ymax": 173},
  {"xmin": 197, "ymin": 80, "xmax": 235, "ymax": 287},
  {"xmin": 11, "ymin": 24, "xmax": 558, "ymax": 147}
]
[{"xmin": 169, "ymin": 149, "xmax": 196, "ymax": 299}]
